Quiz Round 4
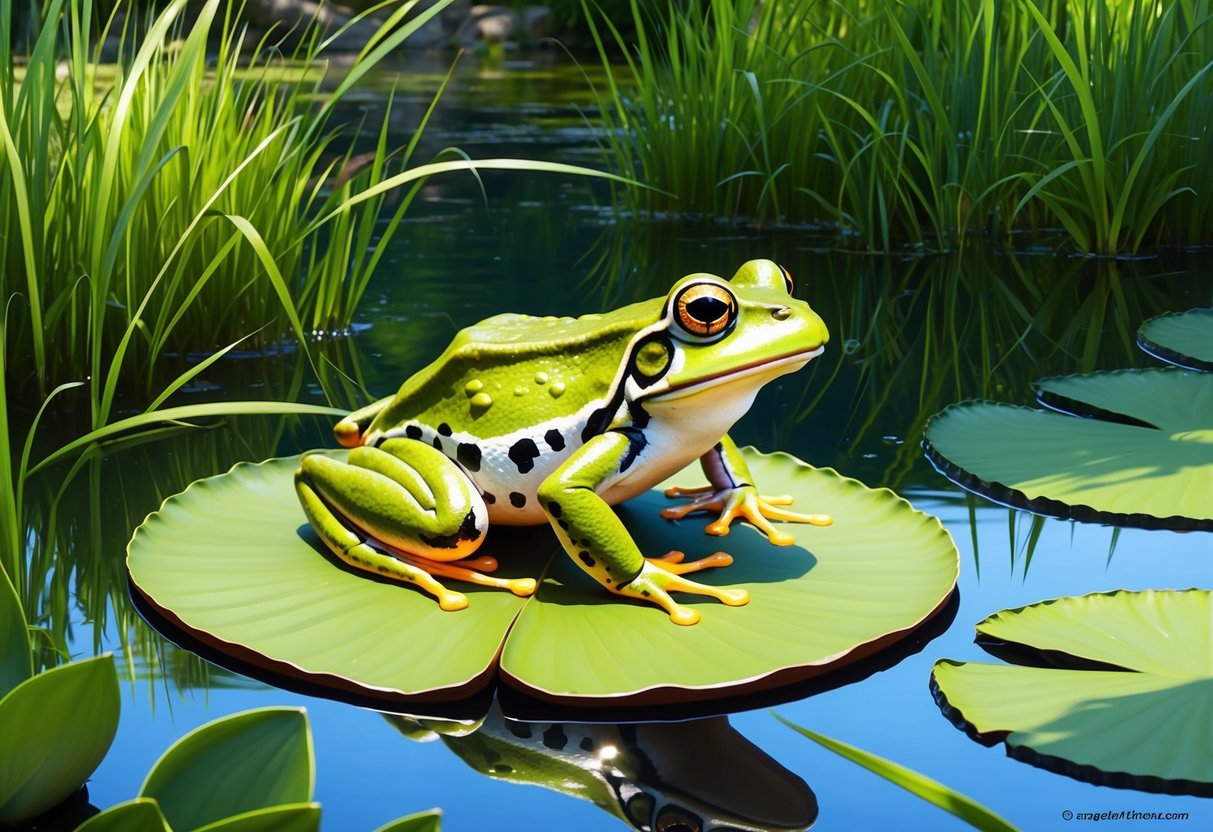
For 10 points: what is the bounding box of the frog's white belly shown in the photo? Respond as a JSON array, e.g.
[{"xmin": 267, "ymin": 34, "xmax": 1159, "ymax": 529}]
[{"xmin": 381, "ymin": 363, "xmax": 789, "ymax": 526}]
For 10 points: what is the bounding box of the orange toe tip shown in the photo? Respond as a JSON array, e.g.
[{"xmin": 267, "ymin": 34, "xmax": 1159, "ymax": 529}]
[
  {"xmin": 705, "ymin": 523, "xmax": 729, "ymax": 536},
  {"xmin": 660, "ymin": 508, "xmax": 680, "ymax": 519}
]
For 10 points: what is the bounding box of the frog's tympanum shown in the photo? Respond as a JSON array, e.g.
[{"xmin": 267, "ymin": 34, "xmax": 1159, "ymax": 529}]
[{"xmin": 295, "ymin": 259, "xmax": 830, "ymax": 624}]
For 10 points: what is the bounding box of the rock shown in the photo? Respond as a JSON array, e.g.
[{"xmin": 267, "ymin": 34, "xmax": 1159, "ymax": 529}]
[
  {"xmin": 468, "ymin": 5, "xmax": 523, "ymax": 44},
  {"xmin": 408, "ymin": 0, "xmax": 470, "ymax": 48},
  {"xmin": 521, "ymin": 5, "xmax": 553, "ymax": 40}
]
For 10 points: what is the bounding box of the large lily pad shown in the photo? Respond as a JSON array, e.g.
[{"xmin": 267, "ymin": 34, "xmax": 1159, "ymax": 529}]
[
  {"xmin": 923, "ymin": 368, "xmax": 1213, "ymax": 530},
  {"xmin": 931, "ymin": 589, "xmax": 1213, "ymax": 797},
  {"xmin": 1137, "ymin": 308, "xmax": 1213, "ymax": 371},
  {"xmin": 128, "ymin": 448, "xmax": 957, "ymax": 709}
]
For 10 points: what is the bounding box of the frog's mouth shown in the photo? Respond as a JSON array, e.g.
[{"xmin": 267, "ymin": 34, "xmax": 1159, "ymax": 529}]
[{"xmin": 647, "ymin": 345, "xmax": 824, "ymax": 402}]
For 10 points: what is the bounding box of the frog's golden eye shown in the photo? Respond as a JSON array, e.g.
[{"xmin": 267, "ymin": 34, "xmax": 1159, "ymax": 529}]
[
  {"xmin": 779, "ymin": 264, "xmax": 795, "ymax": 295},
  {"xmin": 674, "ymin": 282, "xmax": 736, "ymax": 339}
]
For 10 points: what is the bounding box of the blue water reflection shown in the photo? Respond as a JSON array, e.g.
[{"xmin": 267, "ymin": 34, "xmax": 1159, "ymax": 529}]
[{"xmin": 66, "ymin": 51, "xmax": 1213, "ymax": 830}]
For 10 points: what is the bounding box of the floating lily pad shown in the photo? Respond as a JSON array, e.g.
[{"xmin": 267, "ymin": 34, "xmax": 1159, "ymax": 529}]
[
  {"xmin": 1137, "ymin": 308, "xmax": 1213, "ymax": 371},
  {"xmin": 923, "ymin": 368, "xmax": 1213, "ymax": 530},
  {"xmin": 931, "ymin": 589, "xmax": 1213, "ymax": 797},
  {"xmin": 128, "ymin": 448, "xmax": 957, "ymax": 709}
]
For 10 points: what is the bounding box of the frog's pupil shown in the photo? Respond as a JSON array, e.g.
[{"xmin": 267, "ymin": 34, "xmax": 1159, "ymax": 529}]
[{"xmin": 687, "ymin": 295, "xmax": 727, "ymax": 324}]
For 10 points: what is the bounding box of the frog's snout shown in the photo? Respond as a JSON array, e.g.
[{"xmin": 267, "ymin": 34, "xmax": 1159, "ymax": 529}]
[{"xmin": 772, "ymin": 305, "xmax": 792, "ymax": 321}]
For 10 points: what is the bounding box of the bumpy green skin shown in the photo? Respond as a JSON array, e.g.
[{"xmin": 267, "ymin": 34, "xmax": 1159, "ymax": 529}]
[{"xmin": 295, "ymin": 259, "xmax": 830, "ymax": 623}]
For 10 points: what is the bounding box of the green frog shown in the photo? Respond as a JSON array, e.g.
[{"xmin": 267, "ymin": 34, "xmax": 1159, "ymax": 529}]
[{"xmin": 295, "ymin": 259, "xmax": 830, "ymax": 625}]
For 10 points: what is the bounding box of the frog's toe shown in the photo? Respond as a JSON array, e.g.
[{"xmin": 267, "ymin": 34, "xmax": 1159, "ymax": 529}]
[
  {"xmin": 436, "ymin": 588, "xmax": 469, "ymax": 611},
  {"xmin": 646, "ymin": 550, "xmax": 733, "ymax": 575},
  {"xmin": 668, "ymin": 605, "xmax": 701, "ymax": 626},
  {"xmin": 506, "ymin": 577, "xmax": 538, "ymax": 597}
]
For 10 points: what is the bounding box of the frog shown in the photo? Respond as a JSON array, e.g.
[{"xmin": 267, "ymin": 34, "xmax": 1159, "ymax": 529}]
[{"xmin": 294, "ymin": 259, "xmax": 831, "ymax": 625}]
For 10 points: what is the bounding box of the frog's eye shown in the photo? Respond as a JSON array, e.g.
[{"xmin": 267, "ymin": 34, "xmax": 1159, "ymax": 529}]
[
  {"xmin": 673, "ymin": 282, "xmax": 736, "ymax": 339},
  {"xmin": 779, "ymin": 264, "xmax": 795, "ymax": 295}
]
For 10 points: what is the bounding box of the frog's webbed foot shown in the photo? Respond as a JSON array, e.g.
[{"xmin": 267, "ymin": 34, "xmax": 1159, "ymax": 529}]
[
  {"xmin": 383, "ymin": 545, "xmax": 538, "ymax": 599},
  {"xmin": 615, "ymin": 561, "xmax": 749, "ymax": 626},
  {"xmin": 661, "ymin": 484, "xmax": 831, "ymax": 546},
  {"xmin": 645, "ymin": 549, "xmax": 734, "ymax": 575}
]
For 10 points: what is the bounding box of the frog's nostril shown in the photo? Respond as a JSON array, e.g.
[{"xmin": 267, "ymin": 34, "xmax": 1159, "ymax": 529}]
[{"xmin": 772, "ymin": 306, "xmax": 792, "ymax": 320}]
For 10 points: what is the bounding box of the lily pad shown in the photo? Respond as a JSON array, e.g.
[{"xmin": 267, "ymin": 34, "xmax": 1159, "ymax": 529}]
[
  {"xmin": 128, "ymin": 448, "xmax": 957, "ymax": 709},
  {"xmin": 931, "ymin": 589, "xmax": 1213, "ymax": 796},
  {"xmin": 1137, "ymin": 308, "xmax": 1213, "ymax": 371},
  {"xmin": 923, "ymin": 368, "xmax": 1213, "ymax": 530}
]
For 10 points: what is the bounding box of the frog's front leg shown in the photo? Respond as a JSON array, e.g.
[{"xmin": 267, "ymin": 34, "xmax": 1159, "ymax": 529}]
[
  {"xmin": 537, "ymin": 432, "xmax": 748, "ymax": 626},
  {"xmin": 661, "ymin": 435, "xmax": 832, "ymax": 546},
  {"xmin": 295, "ymin": 438, "xmax": 537, "ymax": 610}
]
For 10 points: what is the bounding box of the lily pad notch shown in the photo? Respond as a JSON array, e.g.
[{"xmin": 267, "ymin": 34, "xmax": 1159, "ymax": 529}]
[
  {"xmin": 128, "ymin": 448, "xmax": 958, "ymax": 710},
  {"xmin": 923, "ymin": 368, "xmax": 1213, "ymax": 531},
  {"xmin": 931, "ymin": 589, "xmax": 1213, "ymax": 797}
]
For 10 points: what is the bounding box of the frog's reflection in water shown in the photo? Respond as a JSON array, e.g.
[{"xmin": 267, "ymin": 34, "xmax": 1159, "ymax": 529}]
[{"xmin": 387, "ymin": 702, "xmax": 817, "ymax": 831}]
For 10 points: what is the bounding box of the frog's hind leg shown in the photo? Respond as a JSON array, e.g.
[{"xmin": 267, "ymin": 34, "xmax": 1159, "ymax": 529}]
[{"xmin": 295, "ymin": 439, "xmax": 536, "ymax": 610}]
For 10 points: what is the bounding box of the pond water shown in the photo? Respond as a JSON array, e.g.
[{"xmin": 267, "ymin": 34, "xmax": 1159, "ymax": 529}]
[{"xmin": 42, "ymin": 51, "xmax": 1213, "ymax": 830}]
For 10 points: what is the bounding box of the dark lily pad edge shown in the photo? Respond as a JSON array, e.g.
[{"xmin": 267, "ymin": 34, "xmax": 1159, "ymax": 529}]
[
  {"xmin": 1136, "ymin": 309, "xmax": 1213, "ymax": 372},
  {"xmin": 500, "ymin": 453, "xmax": 960, "ymax": 709},
  {"xmin": 922, "ymin": 401, "xmax": 1213, "ymax": 532},
  {"xmin": 929, "ymin": 660, "xmax": 1213, "ymax": 798},
  {"xmin": 126, "ymin": 454, "xmax": 520, "ymax": 709},
  {"xmin": 930, "ymin": 589, "xmax": 1213, "ymax": 798},
  {"xmin": 128, "ymin": 452, "xmax": 959, "ymax": 713},
  {"xmin": 501, "ymin": 589, "xmax": 958, "ymax": 710},
  {"xmin": 1032, "ymin": 368, "xmax": 1170, "ymax": 428}
]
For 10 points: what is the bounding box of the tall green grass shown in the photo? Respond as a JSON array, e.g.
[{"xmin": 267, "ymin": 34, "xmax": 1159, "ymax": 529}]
[{"xmin": 590, "ymin": 0, "xmax": 1213, "ymax": 254}]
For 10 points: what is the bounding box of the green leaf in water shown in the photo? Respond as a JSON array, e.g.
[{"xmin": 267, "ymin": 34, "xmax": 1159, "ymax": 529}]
[
  {"xmin": 0, "ymin": 654, "xmax": 119, "ymax": 824},
  {"xmin": 924, "ymin": 368, "xmax": 1213, "ymax": 530},
  {"xmin": 373, "ymin": 809, "xmax": 444, "ymax": 832},
  {"xmin": 1137, "ymin": 308, "xmax": 1213, "ymax": 372},
  {"xmin": 932, "ymin": 589, "xmax": 1213, "ymax": 796},
  {"xmin": 138, "ymin": 707, "xmax": 314, "ymax": 831},
  {"xmin": 74, "ymin": 799, "xmax": 172, "ymax": 832},
  {"xmin": 128, "ymin": 449, "xmax": 957, "ymax": 708},
  {"xmin": 773, "ymin": 713, "xmax": 1018, "ymax": 832},
  {"xmin": 191, "ymin": 802, "xmax": 321, "ymax": 832},
  {"xmin": 0, "ymin": 567, "xmax": 31, "ymax": 698}
]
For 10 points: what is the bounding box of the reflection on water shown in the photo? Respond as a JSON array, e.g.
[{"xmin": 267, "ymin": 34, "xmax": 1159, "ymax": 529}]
[
  {"xmin": 387, "ymin": 702, "xmax": 818, "ymax": 831},
  {"xmin": 17, "ymin": 50, "xmax": 1212, "ymax": 829}
]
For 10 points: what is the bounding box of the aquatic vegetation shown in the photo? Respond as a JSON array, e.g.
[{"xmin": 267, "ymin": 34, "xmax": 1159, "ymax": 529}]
[
  {"xmin": 127, "ymin": 448, "xmax": 957, "ymax": 708},
  {"xmin": 1137, "ymin": 308, "xmax": 1213, "ymax": 371},
  {"xmin": 924, "ymin": 368, "xmax": 1213, "ymax": 530},
  {"xmin": 0, "ymin": 0, "xmax": 614, "ymax": 422},
  {"xmin": 932, "ymin": 589, "xmax": 1213, "ymax": 796},
  {"xmin": 80, "ymin": 706, "xmax": 442, "ymax": 831},
  {"xmin": 589, "ymin": 0, "xmax": 1213, "ymax": 253},
  {"xmin": 0, "ymin": 570, "xmax": 118, "ymax": 825},
  {"xmin": 774, "ymin": 715, "xmax": 1016, "ymax": 832}
]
